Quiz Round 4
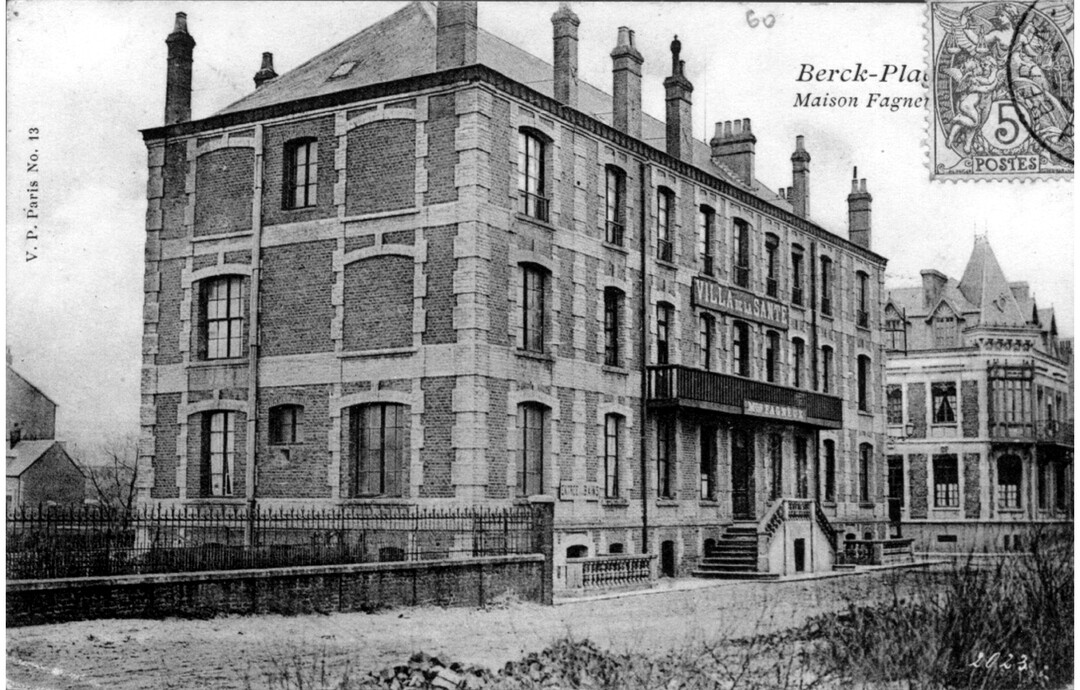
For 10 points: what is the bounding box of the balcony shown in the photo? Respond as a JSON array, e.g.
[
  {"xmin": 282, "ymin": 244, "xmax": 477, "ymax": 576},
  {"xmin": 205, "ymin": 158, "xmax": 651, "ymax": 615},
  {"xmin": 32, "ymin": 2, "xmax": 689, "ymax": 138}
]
[
  {"xmin": 647, "ymin": 365, "xmax": 843, "ymax": 428},
  {"xmin": 988, "ymin": 420, "xmax": 1074, "ymax": 447}
]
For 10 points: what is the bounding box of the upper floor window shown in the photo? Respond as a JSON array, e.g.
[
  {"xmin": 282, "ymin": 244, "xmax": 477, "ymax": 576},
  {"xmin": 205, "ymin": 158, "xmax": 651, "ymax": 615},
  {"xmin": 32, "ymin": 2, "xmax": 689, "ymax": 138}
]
[
  {"xmin": 733, "ymin": 218, "xmax": 750, "ymax": 288},
  {"xmin": 820, "ymin": 256, "xmax": 833, "ymax": 315},
  {"xmin": 792, "ymin": 337, "xmax": 805, "ymax": 388},
  {"xmin": 352, "ymin": 403, "xmax": 408, "ymax": 497},
  {"xmin": 821, "ymin": 345, "xmax": 833, "ymax": 394},
  {"xmin": 791, "ymin": 246, "xmax": 804, "ymax": 306},
  {"xmin": 859, "ymin": 443, "xmax": 873, "ymax": 503},
  {"xmin": 517, "ymin": 403, "xmax": 547, "ymax": 497},
  {"xmin": 656, "ymin": 303, "xmax": 672, "ymax": 365},
  {"xmin": 885, "ymin": 314, "xmax": 907, "ymax": 351},
  {"xmin": 657, "ymin": 188, "xmax": 674, "ymax": 262},
  {"xmin": 857, "ymin": 272, "xmax": 870, "ymax": 328},
  {"xmin": 733, "ymin": 321, "xmax": 750, "ymax": 377},
  {"xmin": 204, "ymin": 411, "xmax": 236, "ymax": 497},
  {"xmin": 886, "ymin": 385, "xmax": 903, "ymax": 425},
  {"xmin": 699, "ymin": 314, "xmax": 714, "ymax": 371},
  {"xmin": 998, "ymin": 455, "xmax": 1022, "ymax": 509},
  {"xmin": 698, "ymin": 206, "xmax": 715, "ymax": 275},
  {"xmin": 605, "ymin": 166, "xmax": 625, "ymax": 246},
  {"xmin": 518, "ymin": 130, "xmax": 549, "ymax": 221},
  {"xmin": 604, "ymin": 288, "xmax": 623, "ymax": 367},
  {"xmin": 933, "ymin": 454, "xmax": 959, "ymax": 507},
  {"xmin": 657, "ymin": 416, "xmax": 675, "ymax": 498},
  {"xmin": 933, "ymin": 314, "xmax": 959, "ymax": 348},
  {"xmin": 765, "ymin": 330, "xmax": 780, "ymax": 383},
  {"xmin": 932, "ymin": 381, "xmax": 957, "ymax": 424},
  {"xmin": 857, "ymin": 355, "xmax": 870, "ymax": 411},
  {"xmin": 604, "ymin": 414, "xmax": 621, "ymax": 499},
  {"xmin": 284, "ymin": 138, "xmax": 318, "ymax": 209},
  {"xmin": 765, "ymin": 234, "xmax": 779, "ymax": 298},
  {"xmin": 269, "ymin": 404, "xmax": 303, "ymax": 445},
  {"xmin": 519, "ymin": 265, "xmax": 546, "ymax": 353},
  {"xmin": 1054, "ymin": 462, "xmax": 1067, "ymax": 510},
  {"xmin": 202, "ymin": 276, "xmax": 244, "ymax": 360}
]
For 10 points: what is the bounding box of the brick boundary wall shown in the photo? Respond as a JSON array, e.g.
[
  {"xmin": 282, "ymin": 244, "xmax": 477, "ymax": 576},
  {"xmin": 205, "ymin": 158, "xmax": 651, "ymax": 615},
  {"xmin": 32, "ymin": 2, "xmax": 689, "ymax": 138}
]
[{"xmin": 7, "ymin": 554, "xmax": 546, "ymax": 627}]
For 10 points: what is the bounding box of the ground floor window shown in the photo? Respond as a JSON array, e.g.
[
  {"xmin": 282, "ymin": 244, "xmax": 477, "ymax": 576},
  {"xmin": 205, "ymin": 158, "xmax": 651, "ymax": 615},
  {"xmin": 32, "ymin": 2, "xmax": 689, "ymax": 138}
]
[
  {"xmin": 700, "ymin": 425, "xmax": 716, "ymax": 500},
  {"xmin": 795, "ymin": 436, "xmax": 809, "ymax": 499},
  {"xmin": 604, "ymin": 414, "xmax": 620, "ymax": 499},
  {"xmin": 823, "ymin": 440, "xmax": 835, "ymax": 502},
  {"xmin": 1054, "ymin": 462, "xmax": 1068, "ymax": 510},
  {"xmin": 204, "ymin": 411, "xmax": 236, "ymax": 497},
  {"xmin": 769, "ymin": 433, "xmax": 783, "ymax": 500},
  {"xmin": 352, "ymin": 403, "xmax": 408, "ymax": 497},
  {"xmin": 517, "ymin": 403, "xmax": 546, "ymax": 497},
  {"xmin": 657, "ymin": 417, "xmax": 675, "ymax": 498}
]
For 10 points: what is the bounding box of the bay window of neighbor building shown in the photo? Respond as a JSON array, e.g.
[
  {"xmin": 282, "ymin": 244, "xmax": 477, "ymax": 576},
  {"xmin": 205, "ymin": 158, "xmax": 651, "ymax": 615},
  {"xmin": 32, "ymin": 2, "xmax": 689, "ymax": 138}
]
[
  {"xmin": 857, "ymin": 271, "xmax": 870, "ymax": 328},
  {"xmin": 859, "ymin": 443, "xmax": 872, "ymax": 503},
  {"xmin": 269, "ymin": 404, "xmax": 303, "ymax": 446},
  {"xmin": 657, "ymin": 416, "xmax": 675, "ymax": 498},
  {"xmin": 733, "ymin": 218, "xmax": 751, "ymax": 288},
  {"xmin": 604, "ymin": 166, "xmax": 625, "ymax": 245},
  {"xmin": 352, "ymin": 403, "xmax": 407, "ymax": 497},
  {"xmin": 698, "ymin": 206, "xmax": 715, "ymax": 275},
  {"xmin": 792, "ymin": 337, "xmax": 805, "ymax": 389},
  {"xmin": 656, "ymin": 303, "xmax": 672, "ymax": 365},
  {"xmin": 700, "ymin": 425, "xmax": 716, "ymax": 500},
  {"xmin": 517, "ymin": 403, "xmax": 546, "ymax": 497},
  {"xmin": 886, "ymin": 385, "xmax": 903, "ymax": 425},
  {"xmin": 791, "ymin": 246, "xmax": 805, "ymax": 306},
  {"xmin": 997, "ymin": 455, "xmax": 1022, "ymax": 509},
  {"xmin": 821, "ymin": 345, "xmax": 833, "ymax": 394},
  {"xmin": 657, "ymin": 188, "xmax": 674, "ymax": 262},
  {"xmin": 203, "ymin": 411, "xmax": 236, "ymax": 497},
  {"xmin": 932, "ymin": 381, "xmax": 957, "ymax": 424},
  {"xmin": 604, "ymin": 414, "xmax": 621, "ymax": 499},
  {"xmin": 823, "ymin": 439, "xmax": 836, "ymax": 502},
  {"xmin": 820, "ymin": 256, "xmax": 833, "ymax": 315},
  {"xmin": 284, "ymin": 138, "xmax": 318, "ymax": 209},
  {"xmin": 857, "ymin": 355, "xmax": 871, "ymax": 412},
  {"xmin": 604, "ymin": 288, "xmax": 623, "ymax": 367},
  {"xmin": 699, "ymin": 314, "xmax": 713, "ymax": 371},
  {"xmin": 202, "ymin": 276, "xmax": 244, "ymax": 360},
  {"xmin": 795, "ymin": 436, "xmax": 809, "ymax": 499},
  {"xmin": 733, "ymin": 321, "xmax": 750, "ymax": 377},
  {"xmin": 769, "ymin": 433, "xmax": 783, "ymax": 500},
  {"xmin": 765, "ymin": 233, "xmax": 779, "ymax": 298},
  {"xmin": 519, "ymin": 265, "xmax": 546, "ymax": 353},
  {"xmin": 933, "ymin": 454, "xmax": 960, "ymax": 508},
  {"xmin": 518, "ymin": 129, "xmax": 548, "ymax": 221},
  {"xmin": 765, "ymin": 330, "xmax": 780, "ymax": 383}
]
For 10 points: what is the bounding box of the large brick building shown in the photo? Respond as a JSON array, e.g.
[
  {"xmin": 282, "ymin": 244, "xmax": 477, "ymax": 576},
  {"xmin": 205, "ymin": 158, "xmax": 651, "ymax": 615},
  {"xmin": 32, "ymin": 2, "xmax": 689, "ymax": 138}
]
[
  {"xmin": 139, "ymin": 2, "xmax": 890, "ymax": 581},
  {"xmin": 884, "ymin": 236, "xmax": 1072, "ymax": 552}
]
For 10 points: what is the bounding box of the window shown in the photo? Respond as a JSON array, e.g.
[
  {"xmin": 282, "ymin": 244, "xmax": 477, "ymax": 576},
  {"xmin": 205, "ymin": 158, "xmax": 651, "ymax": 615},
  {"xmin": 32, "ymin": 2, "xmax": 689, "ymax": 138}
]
[
  {"xmin": 1038, "ymin": 461, "xmax": 1048, "ymax": 510},
  {"xmin": 269, "ymin": 405, "xmax": 303, "ymax": 445},
  {"xmin": 698, "ymin": 206, "xmax": 715, "ymax": 275},
  {"xmin": 997, "ymin": 455, "xmax": 1022, "ymax": 509},
  {"xmin": 656, "ymin": 303, "xmax": 672, "ymax": 365},
  {"xmin": 204, "ymin": 411, "xmax": 235, "ymax": 497},
  {"xmin": 792, "ymin": 337, "xmax": 805, "ymax": 388},
  {"xmin": 859, "ymin": 443, "xmax": 872, "ymax": 503},
  {"xmin": 791, "ymin": 246, "xmax": 804, "ymax": 305},
  {"xmin": 519, "ymin": 265, "xmax": 546, "ymax": 353},
  {"xmin": 700, "ymin": 425, "xmax": 716, "ymax": 500},
  {"xmin": 823, "ymin": 439, "xmax": 836, "ymax": 502},
  {"xmin": 353, "ymin": 403, "xmax": 407, "ymax": 497},
  {"xmin": 604, "ymin": 288, "xmax": 623, "ymax": 367},
  {"xmin": 933, "ymin": 314, "xmax": 959, "ymax": 348},
  {"xmin": 657, "ymin": 416, "xmax": 674, "ymax": 498},
  {"xmin": 932, "ymin": 381, "xmax": 957, "ymax": 424},
  {"xmin": 769, "ymin": 433, "xmax": 783, "ymax": 500},
  {"xmin": 284, "ymin": 138, "xmax": 318, "ymax": 209},
  {"xmin": 733, "ymin": 219, "xmax": 750, "ymax": 288},
  {"xmin": 795, "ymin": 437, "xmax": 809, "ymax": 499},
  {"xmin": 765, "ymin": 234, "xmax": 779, "ymax": 297},
  {"xmin": 202, "ymin": 276, "xmax": 244, "ymax": 360},
  {"xmin": 1054, "ymin": 462, "xmax": 1067, "ymax": 510},
  {"xmin": 765, "ymin": 331, "xmax": 780, "ymax": 383},
  {"xmin": 605, "ymin": 166, "xmax": 625, "ymax": 245},
  {"xmin": 933, "ymin": 454, "xmax": 959, "ymax": 507},
  {"xmin": 517, "ymin": 403, "xmax": 546, "ymax": 497},
  {"xmin": 699, "ymin": 314, "xmax": 713, "ymax": 371},
  {"xmin": 857, "ymin": 355, "xmax": 871, "ymax": 412},
  {"xmin": 857, "ymin": 272, "xmax": 870, "ymax": 328},
  {"xmin": 820, "ymin": 256, "xmax": 833, "ymax": 315},
  {"xmin": 604, "ymin": 414, "xmax": 621, "ymax": 499},
  {"xmin": 821, "ymin": 346, "xmax": 833, "ymax": 394},
  {"xmin": 733, "ymin": 321, "xmax": 750, "ymax": 377},
  {"xmin": 657, "ymin": 188, "xmax": 673, "ymax": 262},
  {"xmin": 886, "ymin": 315, "xmax": 907, "ymax": 351},
  {"xmin": 886, "ymin": 385, "xmax": 903, "ymax": 425},
  {"xmin": 518, "ymin": 130, "xmax": 548, "ymax": 221}
]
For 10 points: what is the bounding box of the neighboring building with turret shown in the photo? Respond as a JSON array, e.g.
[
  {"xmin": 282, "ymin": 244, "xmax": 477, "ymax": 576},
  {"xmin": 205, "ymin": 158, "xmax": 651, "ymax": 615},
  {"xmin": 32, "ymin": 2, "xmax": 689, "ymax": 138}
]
[
  {"xmin": 884, "ymin": 236, "xmax": 1072, "ymax": 552},
  {"xmin": 138, "ymin": 2, "xmax": 894, "ymax": 586}
]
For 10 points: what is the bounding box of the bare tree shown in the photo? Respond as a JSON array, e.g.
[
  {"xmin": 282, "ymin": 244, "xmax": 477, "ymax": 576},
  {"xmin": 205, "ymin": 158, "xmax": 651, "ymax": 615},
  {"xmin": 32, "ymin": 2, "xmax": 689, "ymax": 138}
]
[{"xmin": 76, "ymin": 434, "xmax": 140, "ymax": 515}]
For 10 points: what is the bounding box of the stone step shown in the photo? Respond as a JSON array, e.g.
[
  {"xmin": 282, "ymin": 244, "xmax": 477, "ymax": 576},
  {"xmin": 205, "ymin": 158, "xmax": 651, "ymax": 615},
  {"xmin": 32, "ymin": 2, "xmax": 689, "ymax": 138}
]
[
  {"xmin": 690, "ymin": 569, "xmax": 779, "ymax": 580},
  {"xmin": 697, "ymin": 562, "xmax": 757, "ymax": 572}
]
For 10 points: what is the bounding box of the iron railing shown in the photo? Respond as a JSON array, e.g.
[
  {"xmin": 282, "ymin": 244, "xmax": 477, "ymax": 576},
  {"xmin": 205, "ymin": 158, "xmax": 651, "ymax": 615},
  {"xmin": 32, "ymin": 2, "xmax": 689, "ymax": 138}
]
[{"xmin": 988, "ymin": 420, "xmax": 1074, "ymax": 445}]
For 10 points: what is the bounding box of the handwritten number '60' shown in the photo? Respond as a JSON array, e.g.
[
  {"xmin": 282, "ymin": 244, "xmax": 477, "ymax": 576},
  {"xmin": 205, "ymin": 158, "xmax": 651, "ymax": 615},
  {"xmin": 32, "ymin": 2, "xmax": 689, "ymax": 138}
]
[{"xmin": 746, "ymin": 10, "xmax": 776, "ymax": 28}]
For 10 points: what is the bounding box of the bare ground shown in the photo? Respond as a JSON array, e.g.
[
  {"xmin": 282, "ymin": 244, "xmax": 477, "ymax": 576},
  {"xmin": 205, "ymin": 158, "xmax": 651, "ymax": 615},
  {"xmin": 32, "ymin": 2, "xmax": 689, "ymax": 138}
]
[{"xmin": 6, "ymin": 569, "xmax": 928, "ymax": 690}]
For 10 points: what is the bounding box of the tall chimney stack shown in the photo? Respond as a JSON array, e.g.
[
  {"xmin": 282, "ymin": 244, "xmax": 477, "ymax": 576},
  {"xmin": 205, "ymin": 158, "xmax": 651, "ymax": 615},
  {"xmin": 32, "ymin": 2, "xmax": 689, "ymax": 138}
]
[
  {"xmin": 551, "ymin": 3, "xmax": 580, "ymax": 107},
  {"xmin": 847, "ymin": 167, "xmax": 872, "ymax": 249},
  {"xmin": 710, "ymin": 119, "xmax": 756, "ymax": 187},
  {"xmin": 663, "ymin": 36, "xmax": 694, "ymax": 162},
  {"xmin": 164, "ymin": 12, "xmax": 196, "ymax": 125},
  {"xmin": 789, "ymin": 135, "xmax": 810, "ymax": 218},
  {"xmin": 611, "ymin": 27, "xmax": 643, "ymax": 138},
  {"xmin": 436, "ymin": 1, "xmax": 478, "ymax": 70},
  {"xmin": 254, "ymin": 52, "xmax": 278, "ymax": 88}
]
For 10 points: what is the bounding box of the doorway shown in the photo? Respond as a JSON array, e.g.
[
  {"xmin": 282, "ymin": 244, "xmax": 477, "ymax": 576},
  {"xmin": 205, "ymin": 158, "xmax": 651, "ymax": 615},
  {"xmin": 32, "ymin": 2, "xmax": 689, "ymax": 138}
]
[
  {"xmin": 732, "ymin": 428, "xmax": 755, "ymax": 520},
  {"xmin": 660, "ymin": 540, "xmax": 676, "ymax": 577}
]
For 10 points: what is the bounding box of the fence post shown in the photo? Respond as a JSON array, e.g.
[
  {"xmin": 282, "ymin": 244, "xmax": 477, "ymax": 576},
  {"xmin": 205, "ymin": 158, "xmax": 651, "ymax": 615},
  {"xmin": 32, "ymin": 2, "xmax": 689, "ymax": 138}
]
[{"xmin": 528, "ymin": 496, "xmax": 555, "ymax": 605}]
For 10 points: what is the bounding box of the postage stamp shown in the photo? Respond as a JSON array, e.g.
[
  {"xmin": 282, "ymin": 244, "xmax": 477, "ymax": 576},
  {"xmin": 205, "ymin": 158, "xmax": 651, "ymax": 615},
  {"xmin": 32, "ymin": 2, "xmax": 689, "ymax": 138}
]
[{"xmin": 928, "ymin": 0, "xmax": 1074, "ymax": 180}]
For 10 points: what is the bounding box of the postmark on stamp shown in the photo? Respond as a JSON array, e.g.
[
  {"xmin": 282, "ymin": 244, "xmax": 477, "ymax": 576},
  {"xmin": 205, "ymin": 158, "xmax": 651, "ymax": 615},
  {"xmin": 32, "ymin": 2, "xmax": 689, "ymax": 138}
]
[{"xmin": 928, "ymin": 0, "xmax": 1073, "ymax": 180}]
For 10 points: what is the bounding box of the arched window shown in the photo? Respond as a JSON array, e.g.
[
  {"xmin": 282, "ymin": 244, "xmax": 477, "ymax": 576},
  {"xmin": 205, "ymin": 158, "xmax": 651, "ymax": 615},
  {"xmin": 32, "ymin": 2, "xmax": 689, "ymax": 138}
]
[
  {"xmin": 200, "ymin": 276, "xmax": 245, "ymax": 360},
  {"xmin": 733, "ymin": 321, "xmax": 750, "ymax": 377},
  {"xmin": 765, "ymin": 233, "xmax": 780, "ymax": 297},
  {"xmin": 519, "ymin": 264, "xmax": 547, "ymax": 353},
  {"xmin": 998, "ymin": 455, "xmax": 1022, "ymax": 509},
  {"xmin": 820, "ymin": 255, "xmax": 833, "ymax": 315},
  {"xmin": 858, "ymin": 355, "xmax": 871, "ymax": 411},
  {"xmin": 518, "ymin": 129, "xmax": 549, "ymax": 221},
  {"xmin": 283, "ymin": 138, "xmax": 318, "ymax": 209},
  {"xmin": 698, "ymin": 206, "xmax": 715, "ymax": 275},
  {"xmin": 857, "ymin": 271, "xmax": 870, "ymax": 328},
  {"xmin": 518, "ymin": 403, "xmax": 547, "ymax": 497},
  {"xmin": 608, "ymin": 543, "xmax": 625, "ymax": 555},
  {"xmin": 350, "ymin": 403, "xmax": 408, "ymax": 497},
  {"xmin": 733, "ymin": 218, "xmax": 751, "ymax": 287},
  {"xmin": 203, "ymin": 411, "xmax": 236, "ymax": 497},
  {"xmin": 657, "ymin": 187, "xmax": 674, "ymax": 262},
  {"xmin": 604, "ymin": 165, "xmax": 626, "ymax": 245},
  {"xmin": 604, "ymin": 288, "xmax": 623, "ymax": 367},
  {"xmin": 765, "ymin": 330, "xmax": 780, "ymax": 383},
  {"xmin": 566, "ymin": 545, "xmax": 588, "ymax": 559},
  {"xmin": 604, "ymin": 414, "xmax": 621, "ymax": 499},
  {"xmin": 269, "ymin": 404, "xmax": 304, "ymax": 445}
]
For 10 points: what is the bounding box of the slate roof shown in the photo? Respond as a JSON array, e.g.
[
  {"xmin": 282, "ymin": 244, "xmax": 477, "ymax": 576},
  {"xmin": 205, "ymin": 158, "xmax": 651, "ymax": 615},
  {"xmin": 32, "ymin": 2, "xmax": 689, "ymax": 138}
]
[
  {"xmin": 886, "ymin": 281, "xmax": 978, "ymax": 320},
  {"xmin": 6, "ymin": 440, "xmax": 60, "ymax": 477}
]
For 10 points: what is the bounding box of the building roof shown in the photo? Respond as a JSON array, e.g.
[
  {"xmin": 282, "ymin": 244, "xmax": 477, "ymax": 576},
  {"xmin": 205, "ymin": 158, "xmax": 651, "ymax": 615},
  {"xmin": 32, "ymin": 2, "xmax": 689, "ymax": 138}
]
[
  {"xmin": 6, "ymin": 364, "xmax": 58, "ymax": 407},
  {"xmin": 956, "ymin": 235, "xmax": 1028, "ymax": 327},
  {"xmin": 886, "ymin": 280, "xmax": 979, "ymax": 321},
  {"xmin": 6, "ymin": 440, "xmax": 62, "ymax": 478}
]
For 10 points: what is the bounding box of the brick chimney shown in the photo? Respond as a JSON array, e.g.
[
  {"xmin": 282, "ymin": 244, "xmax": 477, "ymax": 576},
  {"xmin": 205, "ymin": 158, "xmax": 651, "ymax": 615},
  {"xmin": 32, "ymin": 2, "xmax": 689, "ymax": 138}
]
[
  {"xmin": 663, "ymin": 36, "xmax": 694, "ymax": 162},
  {"xmin": 710, "ymin": 119, "xmax": 756, "ymax": 186},
  {"xmin": 436, "ymin": 1, "xmax": 478, "ymax": 70},
  {"xmin": 254, "ymin": 52, "xmax": 278, "ymax": 88},
  {"xmin": 611, "ymin": 27, "xmax": 643, "ymax": 138},
  {"xmin": 789, "ymin": 135, "xmax": 810, "ymax": 218},
  {"xmin": 847, "ymin": 168, "xmax": 872, "ymax": 249},
  {"xmin": 164, "ymin": 12, "xmax": 196, "ymax": 125},
  {"xmin": 921, "ymin": 270, "xmax": 948, "ymax": 308},
  {"xmin": 551, "ymin": 3, "xmax": 580, "ymax": 107}
]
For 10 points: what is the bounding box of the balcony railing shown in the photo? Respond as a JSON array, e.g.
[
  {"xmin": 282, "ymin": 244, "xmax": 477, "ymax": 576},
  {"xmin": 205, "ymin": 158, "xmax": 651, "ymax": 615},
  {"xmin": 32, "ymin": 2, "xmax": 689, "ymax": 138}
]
[
  {"xmin": 647, "ymin": 365, "xmax": 843, "ymax": 427},
  {"xmin": 518, "ymin": 191, "xmax": 550, "ymax": 222},
  {"xmin": 564, "ymin": 554, "xmax": 656, "ymax": 590},
  {"xmin": 605, "ymin": 220, "xmax": 624, "ymax": 246},
  {"xmin": 989, "ymin": 420, "xmax": 1074, "ymax": 446}
]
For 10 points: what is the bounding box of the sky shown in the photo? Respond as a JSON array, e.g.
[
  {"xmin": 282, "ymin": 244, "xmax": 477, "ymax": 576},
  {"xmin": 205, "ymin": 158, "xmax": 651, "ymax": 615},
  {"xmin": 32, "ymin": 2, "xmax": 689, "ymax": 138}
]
[{"xmin": 5, "ymin": 1, "xmax": 1074, "ymax": 449}]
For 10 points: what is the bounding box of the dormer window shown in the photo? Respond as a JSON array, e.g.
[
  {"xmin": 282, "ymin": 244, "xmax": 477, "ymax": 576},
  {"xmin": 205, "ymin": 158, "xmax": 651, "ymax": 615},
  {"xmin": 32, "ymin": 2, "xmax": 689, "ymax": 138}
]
[{"xmin": 328, "ymin": 61, "xmax": 357, "ymax": 80}]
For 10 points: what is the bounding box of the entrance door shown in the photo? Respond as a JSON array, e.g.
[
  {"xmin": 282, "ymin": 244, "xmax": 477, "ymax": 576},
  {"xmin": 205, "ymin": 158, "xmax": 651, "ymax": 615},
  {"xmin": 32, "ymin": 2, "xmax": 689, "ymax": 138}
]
[
  {"xmin": 660, "ymin": 540, "xmax": 676, "ymax": 577},
  {"xmin": 732, "ymin": 428, "xmax": 755, "ymax": 520},
  {"xmin": 887, "ymin": 455, "xmax": 904, "ymax": 531}
]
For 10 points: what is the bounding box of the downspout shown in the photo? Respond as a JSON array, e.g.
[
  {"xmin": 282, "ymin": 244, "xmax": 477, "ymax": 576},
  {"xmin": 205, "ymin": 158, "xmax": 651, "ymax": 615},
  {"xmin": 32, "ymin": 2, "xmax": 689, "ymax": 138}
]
[
  {"xmin": 810, "ymin": 241, "xmax": 819, "ymax": 391},
  {"xmin": 245, "ymin": 125, "xmax": 265, "ymax": 546},
  {"xmin": 639, "ymin": 160, "xmax": 650, "ymax": 555}
]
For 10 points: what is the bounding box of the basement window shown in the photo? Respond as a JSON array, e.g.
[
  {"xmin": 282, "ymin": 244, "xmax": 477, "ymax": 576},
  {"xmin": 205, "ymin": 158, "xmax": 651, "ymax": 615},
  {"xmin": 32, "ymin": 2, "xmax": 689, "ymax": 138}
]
[{"xmin": 328, "ymin": 61, "xmax": 357, "ymax": 80}]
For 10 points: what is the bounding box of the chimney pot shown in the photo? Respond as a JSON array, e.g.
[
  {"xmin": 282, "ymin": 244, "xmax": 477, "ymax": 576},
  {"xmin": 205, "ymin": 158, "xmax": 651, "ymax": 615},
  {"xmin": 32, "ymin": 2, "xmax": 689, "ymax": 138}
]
[
  {"xmin": 551, "ymin": 3, "xmax": 580, "ymax": 107},
  {"xmin": 848, "ymin": 172, "xmax": 872, "ymax": 249},
  {"xmin": 164, "ymin": 11, "xmax": 196, "ymax": 125},
  {"xmin": 663, "ymin": 34, "xmax": 694, "ymax": 161},
  {"xmin": 789, "ymin": 136, "xmax": 811, "ymax": 218},
  {"xmin": 743, "ymin": 117, "xmax": 751, "ymax": 132},
  {"xmin": 254, "ymin": 52, "xmax": 278, "ymax": 88},
  {"xmin": 611, "ymin": 25, "xmax": 643, "ymax": 138},
  {"xmin": 436, "ymin": 1, "xmax": 478, "ymax": 70}
]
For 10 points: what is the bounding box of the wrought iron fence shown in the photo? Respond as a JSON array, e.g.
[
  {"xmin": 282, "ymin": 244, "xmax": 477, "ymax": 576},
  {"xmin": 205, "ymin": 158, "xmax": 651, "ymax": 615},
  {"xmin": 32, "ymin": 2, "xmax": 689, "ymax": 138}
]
[{"xmin": 6, "ymin": 504, "xmax": 538, "ymax": 580}]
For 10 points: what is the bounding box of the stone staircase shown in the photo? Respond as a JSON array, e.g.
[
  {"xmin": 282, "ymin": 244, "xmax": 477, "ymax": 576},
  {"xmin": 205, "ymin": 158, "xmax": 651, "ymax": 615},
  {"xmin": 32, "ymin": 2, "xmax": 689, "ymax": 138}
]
[{"xmin": 692, "ymin": 523, "xmax": 779, "ymax": 580}]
